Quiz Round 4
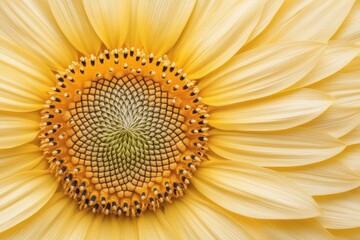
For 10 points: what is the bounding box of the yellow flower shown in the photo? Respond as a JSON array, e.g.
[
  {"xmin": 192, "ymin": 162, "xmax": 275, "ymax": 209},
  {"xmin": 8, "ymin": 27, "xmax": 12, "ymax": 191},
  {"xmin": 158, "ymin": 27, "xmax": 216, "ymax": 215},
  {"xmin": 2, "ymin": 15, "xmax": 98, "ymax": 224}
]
[{"xmin": 0, "ymin": 0, "xmax": 360, "ymax": 239}]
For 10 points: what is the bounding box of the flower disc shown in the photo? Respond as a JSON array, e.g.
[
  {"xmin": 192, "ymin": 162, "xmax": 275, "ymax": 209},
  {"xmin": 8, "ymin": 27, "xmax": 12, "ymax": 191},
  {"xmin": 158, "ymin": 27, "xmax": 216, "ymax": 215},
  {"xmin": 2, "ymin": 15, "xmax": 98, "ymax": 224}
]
[{"xmin": 40, "ymin": 48, "xmax": 209, "ymax": 216}]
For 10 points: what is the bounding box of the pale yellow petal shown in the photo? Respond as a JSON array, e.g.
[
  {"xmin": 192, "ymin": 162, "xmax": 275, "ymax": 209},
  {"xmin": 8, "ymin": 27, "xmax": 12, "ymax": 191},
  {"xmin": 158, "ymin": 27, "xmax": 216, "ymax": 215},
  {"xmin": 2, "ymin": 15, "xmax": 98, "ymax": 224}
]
[
  {"xmin": 34, "ymin": 196, "xmax": 88, "ymax": 240},
  {"xmin": 341, "ymin": 56, "xmax": 360, "ymax": 73},
  {"xmin": 341, "ymin": 124, "xmax": 360, "ymax": 145},
  {"xmin": 0, "ymin": 171, "xmax": 58, "ymax": 232},
  {"xmin": 115, "ymin": 217, "xmax": 138, "ymax": 240},
  {"xmin": 164, "ymin": 189, "xmax": 265, "ymax": 240},
  {"xmin": 172, "ymin": 0, "xmax": 264, "ymax": 79},
  {"xmin": 0, "ymin": 0, "xmax": 77, "ymax": 70},
  {"xmin": 137, "ymin": 0, "xmax": 195, "ymax": 56},
  {"xmin": 192, "ymin": 160, "xmax": 320, "ymax": 219},
  {"xmin": 331, "ymin": 228, "xmax": 360, "ymax": 240},
  {"xmin": 208, "ymin": 128, "xmax": 345, "ymax": 167},
  {"xmin": 259, "ymin": 219, "xmax": 334, "ymax": 240},
  {"xmin": 125, "ymin": 0, "xmax": 141, "ymax": 48},
  {"xmin": 333, "ymin": 1, "xmax": 360, "ymax": 44},
  {"xmin": 338, "ymin": 146, "xmax": 360, "ymax": 177},
  {"xmin": 292, "ymin": 41, "xmax": 360, "ymax": 89},
  {"xmin": 0, "ymin": 193, "xmax": 63, "ymax": 239},
  {"xmin": 209, "ymin": 88, "xmax": 333, "ymax": 131},
  {"xmin": 277, "ymin": 160, "xmax": 360, "ymax": 196},
  {"xmin": 0, "ymin": 111, "xmax": 39, "ymax": 149},
  {"xmin": 246, "ymin": 0, "xmax": 284, "ymax": 43},
  {"xmin": 312, "ymin": 72, "xmax": 360, "ymax": 108},
  {"xmin": 0, "ymin": 144, "xmax": 43, "ymax": 180},
  {"xmin": 0, "ymin": 92, "xmax": 44, "ymax": 115},
  {"xmin": 0, "ymin": 193, "xmax": 94, "ymax": 240},
  {"xmin": 84, "ymin": 216, "xmax": 114, "ymax": 240},
  {"xmin": 0, "ymin": 40, "xmax": 53, "ymax": 112},
  {"xmin": 82, "ymin": 0, "xmax": 129, "ymax": 50},
  {"xmin": 253, "ymin": 0, "xmax": 355, "ymax": 44},
  {"xmin": 247, "ymin": 0, "xmax": 313, "ymax": 47},
  {"xmin": 316, "ymin": 188, "xmax": 360, "ymax": 229},
  {"xmin": 49, "ymin": 0, "xmax": 102, "ymax": 55},
  {"xmin": 303, "ymin": 105, "xmax": 360, "ymax": 138},
  {"xmin": 138, "ymin": 211, "xmax": 176, "ymax": 240},
  {"xmin": 199, "ymin": 42, "xmax": 325, "ymax": 106},
  {"xmin": 62, "ymin": 212, "xmax": 92, "ymax": 240},
  {"xmin": 85, "ymin": 215, "xmax": 138, "ymax": 240}
]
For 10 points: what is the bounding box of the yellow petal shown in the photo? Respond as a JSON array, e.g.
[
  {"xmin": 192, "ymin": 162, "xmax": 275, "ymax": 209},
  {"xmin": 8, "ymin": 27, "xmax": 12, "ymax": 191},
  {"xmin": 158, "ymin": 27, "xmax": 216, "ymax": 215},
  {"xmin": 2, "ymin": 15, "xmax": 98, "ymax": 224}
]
[
  {"xmin": 254, "ymin": 0, "xmax": 355, "ymax": 44},
  {"xmin": 0, "ymin": 0, "xmax": 77, "ymax": 70},
  {"xmin": 48, "ymin": 0, "xmax": 102, "ymax": 55},
  {"xmin": 82, "ymin": 0, "xmax": 129, "ymax": 50},
  {"xmin": 85, "ymin": 215, "xmax": 138, "ymax": 240},
  {"xmin": 115, "ymin": 217, "xmax": 138, "ymax": 240},
  {"xmin": 316, "ymin": 188, "xmax": 360, "ymax": 229},
  {"xmin": 209, "ymin": 88, "xmax": 333, "ymax": 131},
  {"xmin": 0, "ymin": 171, "xmax": 58, "ymax": 232},
  {"xmin": 338, "ymin": 146, "xmax": 360, "ymax": 177},
  {"xmin": 341, "ymin": 56, "xmax": 360, "ymax": 73},
  {"xmin": 0, "ymin": 111, "xmax": 39, "ymax": 149},
  {"xmin": 137, "ymin": 0, "xmax": 195, "ymax": 56},
  {"xmin": 0, "ymin": 40, "xmax": 53, "ymax": 112},
  {"xmin": 199, "ymin": 42, "xmax": 325, "ymax": 106},
  {"xmin": 276, "ymin": 160, "xmax": 360, "ymax": 196},
  {"xmin": 85, "ymin": 216, "xmax": 114, "ymax": 240},
  {"xmin": 332, "ymin": 1, "xmax": 360, "ymax": 44},
  {"xmin": 341, "ymin": 124, "xmax": 360, "ymax": 145},
  {"xmin": 247, "ymin": 0, "xmax": 313, "ymax": 47},
  {"xmin": 0, "ymin": 193, "xmax": 93, "ymax": 240},
  {"xmin": 303, "ymin": 105, "xmax": 360, "ymax": 138},
  {"xmin": 192, "ymin": 160, "xmax": 320, "ymax": 219},
  {"xmin": 63, "ymin": 213, "xmax": 92, "ymax": 240},
  {"xmin": 246, "ymin": 0, "xmax": 284, "ymax": 43},
  {"xmin": 331, "ymin": 228, "xmax": 360, "ymax": 240},
  {"xmin": 258, "ymin": 219, "xmax": 334, "ymax": 240},
  {"xmin": 172, "ymin": 0, "xmax": 264, "ymax": 79},
  {"xmin": 292, "ymin": 41, "xmax": 360, "ymax": 89},
  {"xmin": 0, "ymin": 144, "xmax": 43, "ymax": 180},
  {"xmin": 312, "ymin": 72, "xmax": 360, "ymax": 108},
  {"xmin": 138, "ymin": 211, "xmax": 176, "ymax": 240},
  {"xmin": 38, "ymin": 197, "xmax": 94, "ymax": 239},
  {"xmin": 164, "ymin": 189, "xmax": 265, "ymax": 240},
  {"xmin": 208, "ymin": 128, "xmax": 345, "ymax": 167},
  {"xmin": 125, "ymin": 0, "xmax": 141, "ymax": 48},
  {"xmin": 0, "ymin": 193, "xmax": 63, "ymax": 239},
  {"xmin": 0, "ymin": 92, "xmax": 44, "ymax": 115}
]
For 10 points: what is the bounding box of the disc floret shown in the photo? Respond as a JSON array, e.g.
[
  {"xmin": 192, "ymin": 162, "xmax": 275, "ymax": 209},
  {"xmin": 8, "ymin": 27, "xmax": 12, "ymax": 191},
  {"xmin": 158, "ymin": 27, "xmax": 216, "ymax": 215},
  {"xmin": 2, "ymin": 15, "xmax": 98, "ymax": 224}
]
[{"xmin": 40, "ymin": 48, "xmax": 209, "ymax": 216}]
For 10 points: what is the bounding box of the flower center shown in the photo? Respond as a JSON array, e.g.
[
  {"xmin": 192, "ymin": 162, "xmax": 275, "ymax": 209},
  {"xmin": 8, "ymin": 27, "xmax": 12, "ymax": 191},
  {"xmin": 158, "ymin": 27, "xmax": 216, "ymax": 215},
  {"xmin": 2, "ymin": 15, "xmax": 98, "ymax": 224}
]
[{"xmin": 39, "ymin": 48, "xmax": 208, "ymax": 216}]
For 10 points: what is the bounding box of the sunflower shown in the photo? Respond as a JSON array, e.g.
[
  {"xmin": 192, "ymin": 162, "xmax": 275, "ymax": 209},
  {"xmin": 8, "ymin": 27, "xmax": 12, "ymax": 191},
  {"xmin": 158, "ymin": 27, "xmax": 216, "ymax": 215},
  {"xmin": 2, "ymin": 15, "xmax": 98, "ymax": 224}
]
[{"xmin": 0, "ymin": 0, "xmax": 360, "ymax": 239}]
